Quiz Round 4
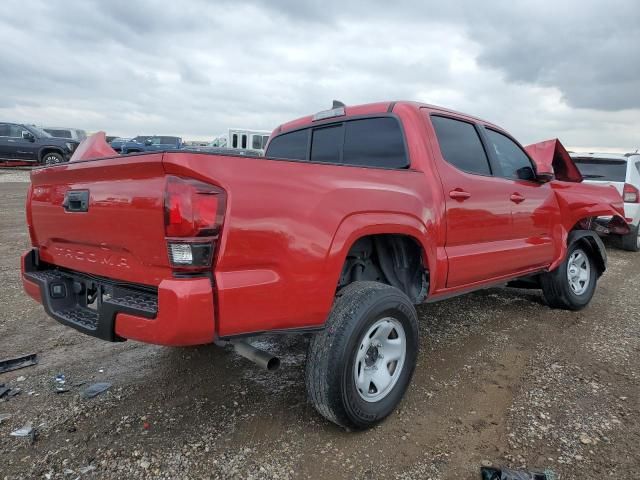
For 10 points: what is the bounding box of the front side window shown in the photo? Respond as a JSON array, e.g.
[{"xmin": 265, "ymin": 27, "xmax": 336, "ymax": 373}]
[
  {"xmin": 266, "ymin": 128, "xmax": 309, "ymax": 160},
  {"xmin": 431, "ymin": 116, "xmax": 491, "ymax": 175},
  {"xmin": 8, "ymin": 124, "xmax": 30, "ymax": 138},
  {"xmin": 485, "ymin": 129, "xmax": 534, "ymax": 180}
]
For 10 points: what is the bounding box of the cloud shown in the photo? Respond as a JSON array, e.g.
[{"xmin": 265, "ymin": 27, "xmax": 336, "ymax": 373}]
[{"xmin": 0, "ymin": 0, "xmax": 637, "ymax": 150}]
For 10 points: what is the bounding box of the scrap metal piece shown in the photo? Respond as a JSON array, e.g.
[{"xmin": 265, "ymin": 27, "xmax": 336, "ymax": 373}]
[
  {"xmin": 0, "ymin": 353, "xmax": 38, "ymax": 374},
  {"xmin": 80, "ymin": 382, "xmax": 111, "ymax": 399},
  {"xmin": 481, "ymin": 466, "xmax": 555, "ymax": 480}
]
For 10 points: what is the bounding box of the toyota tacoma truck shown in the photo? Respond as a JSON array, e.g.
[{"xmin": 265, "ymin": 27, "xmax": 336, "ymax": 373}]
[{"xmin": 21, "ymin": 101, "xmax": 629, "ymax": 430}]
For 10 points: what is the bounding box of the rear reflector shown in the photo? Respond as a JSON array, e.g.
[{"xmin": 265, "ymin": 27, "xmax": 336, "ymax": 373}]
[{"xmin": 623, "ymin": 183, "xmax": 639, "ymax": 203}]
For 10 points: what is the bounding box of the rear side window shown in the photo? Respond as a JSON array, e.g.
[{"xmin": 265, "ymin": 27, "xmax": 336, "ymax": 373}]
[
  {"xmin": 45, "ymin": 129, "xmax": 72, "ymax": 138},
  {"xmin": 343, "ymin": 117, "xmax": 407, "ymax": 168},
  {"xmin": 266, "ymin": 128, "xmax": 309, "ymax": 160},
  {"xmin": 484, "ymin": 129, "xmax": 534, "ymax": 179},
  {"xmin": 573, "ymin": 159, "xmax": 627, "ymax": 181},
  {"xmin": 431, "ymin": 116, "xmax": 491, "ymax": 175},
  {"xmin": 267, "ymin": 116, "xmax": 408, "ymax": 168}
]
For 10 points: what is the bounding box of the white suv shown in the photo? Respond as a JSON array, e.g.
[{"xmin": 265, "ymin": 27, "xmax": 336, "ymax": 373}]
[{"xmin": 571, "ymin": 152, "xmax": 640, "ymax": 251}]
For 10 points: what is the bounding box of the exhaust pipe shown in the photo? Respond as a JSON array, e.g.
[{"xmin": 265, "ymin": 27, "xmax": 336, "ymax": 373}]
[{"xmin": 231, "ymin": 341, "xmax": 280, "ymax": 371}]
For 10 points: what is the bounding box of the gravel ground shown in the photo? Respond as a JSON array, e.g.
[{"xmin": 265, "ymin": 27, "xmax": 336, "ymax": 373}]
[{"xmin": 1, "ymin": 180, "xmax": 638, "ymax": 479}]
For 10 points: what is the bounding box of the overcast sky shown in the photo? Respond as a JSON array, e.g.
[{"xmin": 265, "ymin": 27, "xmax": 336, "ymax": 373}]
[{"xmin": 0, "ymin": 0, "xmax": 638, "ymax": 151}]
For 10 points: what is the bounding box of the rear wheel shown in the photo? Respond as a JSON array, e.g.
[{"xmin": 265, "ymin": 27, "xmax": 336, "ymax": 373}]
[
  {"xmin": 541, "ymin": 243, "xmax": 597, "ymax": 310},
  {"xmin": 618, "ymin": 224, "xmax": 640, "ymax": 252},
  {"xmin": 305, "ymin": 281, "xmax": 418, "ymax": 430}
]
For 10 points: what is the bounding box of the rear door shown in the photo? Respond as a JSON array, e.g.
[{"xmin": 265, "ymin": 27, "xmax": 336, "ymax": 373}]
[
  {"xmin": 0, "ymin": 123, "xmax": 14, "ymax": 160},
  {"xmin": 427, "ymin": 114, "xmax": 517, "ymax": 287}
]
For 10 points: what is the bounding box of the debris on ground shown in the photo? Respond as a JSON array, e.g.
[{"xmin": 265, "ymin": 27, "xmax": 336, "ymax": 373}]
[
  {"xmin": 0, "ymin": 353, "xmax": 38, "ymax": 374},
  {"xmin": 0, "ymin": 413, "xmax": 11, "ymax": 424},
  {"xmin": 80, "ymin": 382, "xmax": 112, "ymax": 399},
  {"xmin": 54, "ymin": 373, "xmax": 66, "ymax": 385},
  {"xmin": 481, "ymin": 466, "xmax": 555, "ymax": 480},
  {"xmin": 10, "ymin": 423, "xmax": 33, "ymax": 437},
  {"xmin": 0, "ymin": 384, "xmax": 21, "ymax": 399}
]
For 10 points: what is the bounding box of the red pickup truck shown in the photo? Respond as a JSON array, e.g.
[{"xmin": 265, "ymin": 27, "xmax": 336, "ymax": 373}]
[{"xmin": 22, "ymin": 101, "xmax": 628, "ymax": 430}]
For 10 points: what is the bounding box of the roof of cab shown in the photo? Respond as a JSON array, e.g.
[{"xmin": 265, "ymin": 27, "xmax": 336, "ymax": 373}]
[{"xmin": 273, "ymin": 101, "xmax": 501, "ymax": 136}]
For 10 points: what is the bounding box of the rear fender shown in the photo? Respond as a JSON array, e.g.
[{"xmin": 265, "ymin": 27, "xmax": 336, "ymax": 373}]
[{"xmin": 325, "ymin": 212, "xmax": 435, "ymax": 294}]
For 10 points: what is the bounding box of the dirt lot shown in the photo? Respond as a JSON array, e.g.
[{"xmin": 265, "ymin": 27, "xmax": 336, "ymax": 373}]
[{"xmin": 1, "ymin": 176, "xmax": 638, "ymax": 479}]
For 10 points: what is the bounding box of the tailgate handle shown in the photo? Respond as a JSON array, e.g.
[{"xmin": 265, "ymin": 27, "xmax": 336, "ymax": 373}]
[{"xmin": 63, "ymin": 190, "xmax": 89, "ymax": 212}]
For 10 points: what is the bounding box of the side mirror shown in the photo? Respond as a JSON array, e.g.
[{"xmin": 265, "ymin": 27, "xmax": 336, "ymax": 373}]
[
  {"xmin": 528, "ymin": 158, "xmax": 554, "ymax": 183},
  {"xmin": 22, "ymin": 131, "xmax": 35, "ymax": 142},
  {"xmin": 515, "ymin": 166, "xmax": 537, "ymax": 181},
  {"xmin": 144, "ymin": 139, "xmax": 153, "ymax": 146}
]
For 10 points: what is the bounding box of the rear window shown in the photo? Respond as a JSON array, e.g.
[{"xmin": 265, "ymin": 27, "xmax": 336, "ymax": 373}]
[
  {"xmin": 311, "ymin": 124, "xmax": 343, "ymax": 163},
  {"xmin": 343, "ymin": 117, "xmax": 407, "ymax": 168},
  {"xmin": 266, "ymin": 116, "xmax": 408, "ymax": 168},
  {"xmin": 266, "ymin": 128, "xmax": 309, "ymax": 160},
  {"xmin": 573, "ymin": 158, "xmax": 627, "ymax": 181}
]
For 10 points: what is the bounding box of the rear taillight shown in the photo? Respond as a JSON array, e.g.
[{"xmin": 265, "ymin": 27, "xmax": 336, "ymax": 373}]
[
  {"xmin": 164, "ymin": 176, "xmax": 226, "ymax": 271},
  {"xmin": 623, "ymin": 183, "xmax": 639, "ymax": 203}
]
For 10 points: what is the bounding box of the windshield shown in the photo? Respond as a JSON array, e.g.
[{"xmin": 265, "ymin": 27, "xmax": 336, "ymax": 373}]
[
  {"xmin": 29, "ymin": 126, "xmax": 52, "ymax": 138},
  {"xmin": 573, "ymin": 158, "xmax": 627, "ymax": 181}
]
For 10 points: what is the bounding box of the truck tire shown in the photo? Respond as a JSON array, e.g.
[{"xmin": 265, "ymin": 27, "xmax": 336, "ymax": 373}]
[
  {"xmin": 541, "ymin": 242, "xmax": 597, "ymax": 310},
  {"xmin": 305, "ymin": 281, "xmax": 419, "ymax": 430},
  {"xmin": 618, "ymin": 224, "xmax": 640, "ymax": 252},
  {"xmin": 42, "ymin": 152, "xmax": 64, "ymax": 165}
]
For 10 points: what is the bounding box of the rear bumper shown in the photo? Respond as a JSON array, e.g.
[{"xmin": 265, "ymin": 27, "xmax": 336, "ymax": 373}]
[{"xmin": 21, "ymin": 250, "xmax": 215, "ymax": 346}]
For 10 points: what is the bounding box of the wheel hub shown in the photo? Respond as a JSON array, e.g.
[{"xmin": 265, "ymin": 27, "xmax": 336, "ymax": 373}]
[
  {"xmin": 365, "ymin": 344, "xmax": 380, "ymax": 366},
  {"xmin": 354, "ymin": 317, "xmax": 407, "ymax": 402},
  {"xmin": 566, "ymin": 249, "xmax": 590, "ymax": 296}
]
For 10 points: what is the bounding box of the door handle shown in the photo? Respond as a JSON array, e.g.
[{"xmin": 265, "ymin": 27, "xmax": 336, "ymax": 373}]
[
  {"xmin": 510, "ymin": 193, "xmax": 525, "ymax": 204},
  {"xmin": 449, "ymin": 189, "xmax": 471, "ymax": 201}
]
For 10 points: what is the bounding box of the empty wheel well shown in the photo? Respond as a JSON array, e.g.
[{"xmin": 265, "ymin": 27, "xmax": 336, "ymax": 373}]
[{"xmin": 337, "ymin": 234, "xmax": 429, "ymax": 304}]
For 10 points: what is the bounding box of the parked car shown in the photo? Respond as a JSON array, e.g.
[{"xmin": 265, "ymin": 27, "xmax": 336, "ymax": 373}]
[
  {"xmin": 42, "ymin": 127, "xmax": 87, "ymax": 142},
  {"xmin": 0, "ymin": 122, "xmax": 79, "ymax": 164},
  {"xmin": 571, "ymin": 153, "xmax": 640, "ymax": 251},
  {"xmin": 108, "ymin": 137, "xmax": 130, "ymax": 152},
  {"xmin": 21, "ymin": 101, "xmax": 628, "ymax": 430},
  {"xmin": 119, "ymin": 135, "xmax": 183, "ymax": 154}
]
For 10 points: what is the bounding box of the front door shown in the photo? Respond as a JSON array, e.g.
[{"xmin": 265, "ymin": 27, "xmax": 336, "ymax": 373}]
[{"xmin": 482, "ymin": 127, "xmax": 557, "ymax": 269}]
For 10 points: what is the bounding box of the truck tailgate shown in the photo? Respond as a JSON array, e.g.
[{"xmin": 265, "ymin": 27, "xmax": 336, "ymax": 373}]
[{"xmin": 29, "ymin": 154, "xmax": 170, "ymax": 286}]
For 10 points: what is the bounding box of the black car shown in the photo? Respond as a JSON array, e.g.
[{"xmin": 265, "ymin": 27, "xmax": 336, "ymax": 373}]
[{"xmin": 0, "ymin": 123, "xmax": 80, "ymax": 165}]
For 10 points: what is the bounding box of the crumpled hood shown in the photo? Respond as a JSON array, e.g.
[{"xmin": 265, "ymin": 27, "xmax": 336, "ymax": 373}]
[{"xmin": 525, "ymin": 138, "xmax": 583, "ymax": 183}]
